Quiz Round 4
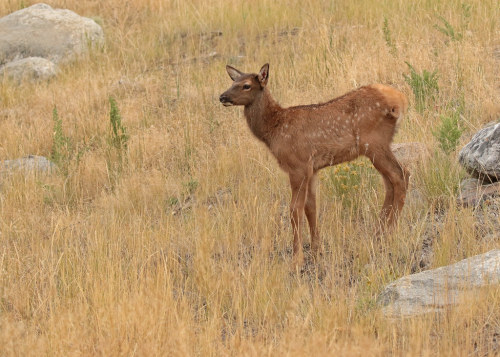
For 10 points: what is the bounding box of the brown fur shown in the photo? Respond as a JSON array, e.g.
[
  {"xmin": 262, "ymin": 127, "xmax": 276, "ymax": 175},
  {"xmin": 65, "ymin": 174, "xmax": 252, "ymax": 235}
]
[{"xmin": 220, "ymin": 64, "xmax": 409, "ymax": 266}]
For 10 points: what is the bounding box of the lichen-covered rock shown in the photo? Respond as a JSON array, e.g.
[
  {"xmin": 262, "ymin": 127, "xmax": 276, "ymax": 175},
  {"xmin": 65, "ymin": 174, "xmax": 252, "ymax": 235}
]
[
  {"xmin": 0, "ymin": 3, "xmax": 104, "ymax": 65},
  {"xmin": 379, "ymin": 250, "xmax": 500, "ymax": 317},
  {"xmin": 459, "ymin": 122, "xmax": 500, "ymax": 182},
  {"xmin": 0, "ymin": 57, "xmax": 57, "ymax": 82}
]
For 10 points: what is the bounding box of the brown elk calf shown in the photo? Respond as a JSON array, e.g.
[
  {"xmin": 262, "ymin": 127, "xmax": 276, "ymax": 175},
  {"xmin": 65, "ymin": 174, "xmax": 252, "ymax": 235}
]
[{"xmin": 220, "ymin": 64, "xmax": 409, "ymax": 266}]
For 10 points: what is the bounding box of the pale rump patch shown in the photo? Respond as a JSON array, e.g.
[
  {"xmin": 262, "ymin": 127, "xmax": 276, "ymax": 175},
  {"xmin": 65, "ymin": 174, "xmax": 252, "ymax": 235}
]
[{"xmin": 369, "ymin": 83, "xmax": 409, "ymax": 119}]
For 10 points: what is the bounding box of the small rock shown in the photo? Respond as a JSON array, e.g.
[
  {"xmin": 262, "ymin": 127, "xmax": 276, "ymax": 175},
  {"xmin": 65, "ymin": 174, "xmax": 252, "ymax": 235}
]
[
  {"xmin": 459, "ymin": 122, "xmax": 500, "ymax": 182},
  {"xmin": 391, "ymin": 142, "xmax": 428, "ymax": 170},
  {"xmin": 1, "ymin": 155, "xmax": 56, "ymax": 175},
  {"xmin": 0, "ymin": 57, "xmax": 57, "ymax": 82},
  {"xmin": 458, "ymin": 178, "xmax": 500, "ymax": 207},
  {"xmin": 379, "ymin": 250, "xmax": 500, "ymax": 317}
]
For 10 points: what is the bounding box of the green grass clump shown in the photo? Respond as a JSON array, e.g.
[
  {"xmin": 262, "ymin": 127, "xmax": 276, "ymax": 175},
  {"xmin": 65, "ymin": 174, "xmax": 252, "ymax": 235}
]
[
  {"xmin": 433, "ymin": 106, "xmax": 465, "ymax": 154},
  {"xmin": 434, "ymin": 16, "xmax": 463, "ymax": 42},
  {"xmin": 382, "ymin": 17, "xmax": 397, "ymax": 56},
  {"xmin": 403, "ymin": 62, "xmax": 439, "ymax": 114},
  {"xmin": 108, "ymin": 96, "xmax": 129, "ymax": 153},
  {"xmin": 107, "ymin": 96, "xmax": 129, "ymax": 177},
  {"xmin": 50, "ymin": 106, "xmax": 73, "ymax": 176}
]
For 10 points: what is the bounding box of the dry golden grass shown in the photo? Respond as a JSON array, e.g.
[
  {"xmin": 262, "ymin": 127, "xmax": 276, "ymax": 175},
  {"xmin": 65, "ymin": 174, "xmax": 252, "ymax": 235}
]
[{"xmin": 1, "ymin": 0, "xmax": 499, "ymax": 355}]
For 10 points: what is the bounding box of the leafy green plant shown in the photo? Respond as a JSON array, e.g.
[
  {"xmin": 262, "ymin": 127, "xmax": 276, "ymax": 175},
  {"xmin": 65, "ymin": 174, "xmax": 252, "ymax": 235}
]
[
  {"xmin": 109, "ymin": 96, "xmax": 129, "ymax": 152},
  {"xmin": 433, "ymin": 97, "xmax": 465, "ymax": 154},
  {"xmin": 106, "ymin": 96, "xmax": 129, "ymax": 181},
  {"xmin": 167, "ymin": 196, "xmax": 179, "ymax": 207},
  {"xmin": 403, "ymin": 62, "xmax": 439, "ymax": 114},
  {"xmin": 434, "ymin": 16, "xmax": 463, "ymax": 42},
  {"xmin": 50, "ymin": 106, "xmax": 73, "ymax": 176},
  {"xmin": 184, "ymin": 177, "xmax": 199, "ymax": 195},
  {"xmin": 324, "ymin": 159, "xmax": 379, "ymax": 210},
  {"xmin": 461, "ymin": 3, "xmax": 472, "ymax": 20},
  {"xmin": 382, "ymin": 17, "xmax": 397, "ymax": 56},
  {"xmin": 433, "ymin": 112, "xmax": 464, "ymax": 154}
]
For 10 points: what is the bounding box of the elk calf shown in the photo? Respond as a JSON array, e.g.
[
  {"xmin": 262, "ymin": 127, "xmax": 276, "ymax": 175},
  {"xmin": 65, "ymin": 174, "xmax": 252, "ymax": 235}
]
[{"xmin": 220, "ymin": 64, "xmax": 409, "ymax": 266}]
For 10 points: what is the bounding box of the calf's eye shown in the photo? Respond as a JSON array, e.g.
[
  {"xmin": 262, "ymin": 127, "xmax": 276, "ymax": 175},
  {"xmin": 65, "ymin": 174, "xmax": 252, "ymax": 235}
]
[{"xmin": 243, "ymin": 84, "xmax": 251, "ymax": 90}]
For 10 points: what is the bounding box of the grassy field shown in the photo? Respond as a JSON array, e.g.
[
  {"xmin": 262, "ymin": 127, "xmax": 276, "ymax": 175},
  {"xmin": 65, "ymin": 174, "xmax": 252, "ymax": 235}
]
[{"xmin": 0, "ymin": 0, "xmax": 499, "ymax": 355}]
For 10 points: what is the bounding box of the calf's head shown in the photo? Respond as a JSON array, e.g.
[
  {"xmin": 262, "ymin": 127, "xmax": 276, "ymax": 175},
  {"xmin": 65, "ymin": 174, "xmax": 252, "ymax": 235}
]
[{"xmin": 219, "ymin": 63, "xmax": 269, "ymax": 107}]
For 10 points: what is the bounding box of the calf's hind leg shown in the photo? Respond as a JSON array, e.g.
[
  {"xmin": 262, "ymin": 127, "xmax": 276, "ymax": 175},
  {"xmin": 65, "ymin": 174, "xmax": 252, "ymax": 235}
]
[
  {"xmin": 367, "ymin": 148, "xmax": 408, "ymax": 228},
  {"xmin": 304, "ymin": 173, "xmax": 320, "ymax": 256}
]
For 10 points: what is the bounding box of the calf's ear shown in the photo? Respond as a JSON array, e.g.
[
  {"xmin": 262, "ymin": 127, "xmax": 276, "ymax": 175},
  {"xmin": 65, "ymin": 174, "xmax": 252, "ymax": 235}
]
[
  {"xmin": 226, "ymin": 65, "xmax": 244, "ymax": 81},
  {"xmin": 258, "ymin": 63, "xmax": 269, "ymax": 87}
]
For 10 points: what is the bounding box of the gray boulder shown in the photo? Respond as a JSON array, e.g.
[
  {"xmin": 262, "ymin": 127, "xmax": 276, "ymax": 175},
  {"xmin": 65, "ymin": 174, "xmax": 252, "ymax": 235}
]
[
  {"xmin": 0, "ymin": 3, "xmax": 104, "ymax": 66},
  {"xmin": 379, "ymin": 250, "xmax": 500, "ymax": 317},
  {"xmin": 0, "ymin": 57, "xmax": 57, "ymax": 82},
  {"xmin": 1, "ymin": 155, "xmax": 56, "ymax": 175},
  {"xmin": 459, "ymin": 122, "xmax": 500, "ymax": 182}
]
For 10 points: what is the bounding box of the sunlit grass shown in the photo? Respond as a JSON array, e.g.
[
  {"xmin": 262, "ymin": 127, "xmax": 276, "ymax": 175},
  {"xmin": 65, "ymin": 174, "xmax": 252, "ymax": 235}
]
[{"xmin": 0, "ymin": 0, "xmax": 499, "ymax": 355}]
